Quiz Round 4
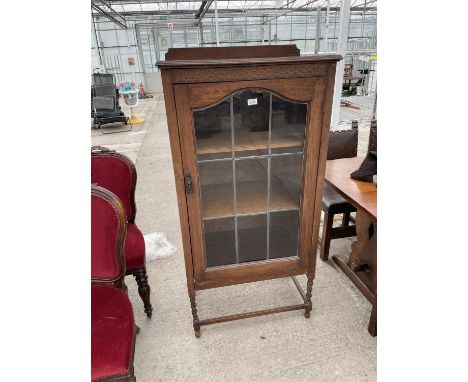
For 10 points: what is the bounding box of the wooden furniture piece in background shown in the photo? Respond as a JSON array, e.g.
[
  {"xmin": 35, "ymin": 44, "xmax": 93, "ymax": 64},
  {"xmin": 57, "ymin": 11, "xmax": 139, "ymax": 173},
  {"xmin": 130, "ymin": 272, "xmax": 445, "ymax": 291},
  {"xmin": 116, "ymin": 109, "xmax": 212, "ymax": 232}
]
[
  {"xmin": 320, "ymin": 120, "xmax": 358, "ymax": 261},
  {"xmin": 342, "ymin": 75, "xmax": 366, "ymax": 96},
  {"xmin": 325, "ymin": 157, "xmax": 377, "ymax": 336},
  {"xmin": 368, "ymin": 118, "xmax": 377, "ymax": 152},
  {"xmin": 91, "ymin": 146, "xmax": 153, "ymax": 318},
  {"xmin": 158, "ymin": 45, "xmax": 341, "ymax": 337},
  {"xmin": 91, "ymin": 185, "xmax": 137, "ymax": 382}
]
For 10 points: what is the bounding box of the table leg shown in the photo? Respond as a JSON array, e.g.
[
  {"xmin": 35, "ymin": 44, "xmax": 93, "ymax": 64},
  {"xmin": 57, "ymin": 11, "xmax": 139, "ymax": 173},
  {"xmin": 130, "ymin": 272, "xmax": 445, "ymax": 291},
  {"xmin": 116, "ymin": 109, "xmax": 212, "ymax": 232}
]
[
  {"xmin": 349, "ymin": 210, "xmax": 377, "ymax": 290},
  {"xmin": 333, "ymin": 208, "xmax": 377, "ymax": 336}
]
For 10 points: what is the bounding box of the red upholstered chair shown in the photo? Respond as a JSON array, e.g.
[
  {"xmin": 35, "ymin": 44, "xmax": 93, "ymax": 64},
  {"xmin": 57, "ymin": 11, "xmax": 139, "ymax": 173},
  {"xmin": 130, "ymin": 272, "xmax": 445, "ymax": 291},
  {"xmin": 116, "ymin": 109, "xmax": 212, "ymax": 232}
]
[
  {"xmin": 91, "ymin": 146, "xmax": 152, "ymax": 318},
  {"xmin": 92, "ymin": 185, "xmax": 136, "ymax": 382}
]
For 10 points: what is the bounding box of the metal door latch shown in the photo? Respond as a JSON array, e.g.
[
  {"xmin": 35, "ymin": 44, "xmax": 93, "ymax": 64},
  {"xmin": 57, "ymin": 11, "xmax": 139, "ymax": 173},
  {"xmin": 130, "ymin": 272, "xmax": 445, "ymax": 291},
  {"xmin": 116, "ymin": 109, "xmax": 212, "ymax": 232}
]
[{"xmin": 184, "ymin": 174, "xmax": 194, "ymax": 194}]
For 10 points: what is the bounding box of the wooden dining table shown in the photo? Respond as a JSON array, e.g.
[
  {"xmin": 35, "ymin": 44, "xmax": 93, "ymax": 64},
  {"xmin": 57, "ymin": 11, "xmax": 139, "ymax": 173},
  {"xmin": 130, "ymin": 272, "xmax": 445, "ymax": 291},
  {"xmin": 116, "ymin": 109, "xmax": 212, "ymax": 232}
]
[{"xmin": 325, "ymin": 156, "xmax": 377, "ymax": 336}]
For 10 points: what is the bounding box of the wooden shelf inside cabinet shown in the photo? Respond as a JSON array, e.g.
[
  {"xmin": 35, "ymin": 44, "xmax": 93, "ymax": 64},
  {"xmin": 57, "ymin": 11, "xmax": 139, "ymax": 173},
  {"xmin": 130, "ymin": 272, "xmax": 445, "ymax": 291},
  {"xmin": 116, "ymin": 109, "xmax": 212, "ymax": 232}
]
[
  {"xmin": 201, "ymin": 180, "xmax": 299, "ymax": 219},
  {"xmin": 196, "ymin": 129, "xmax": 303, "ymax": 156},
  {"xmin": 158, "ymin": 45, "xmax": 341, "ymax": 337}
]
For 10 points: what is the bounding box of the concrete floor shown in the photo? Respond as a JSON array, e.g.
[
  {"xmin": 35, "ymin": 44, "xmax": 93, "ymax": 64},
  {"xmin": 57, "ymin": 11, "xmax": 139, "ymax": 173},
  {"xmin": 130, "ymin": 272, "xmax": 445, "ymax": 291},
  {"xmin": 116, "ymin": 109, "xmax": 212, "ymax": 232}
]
[{"xmin": 92, "ymin": 97, "xmax": 376, "ymax": 381}]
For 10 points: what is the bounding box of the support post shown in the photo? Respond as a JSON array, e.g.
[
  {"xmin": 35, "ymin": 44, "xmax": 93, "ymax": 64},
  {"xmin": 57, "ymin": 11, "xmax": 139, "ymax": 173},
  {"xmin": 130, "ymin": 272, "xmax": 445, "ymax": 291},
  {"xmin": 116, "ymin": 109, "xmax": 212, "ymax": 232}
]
[
  {"xmin": 331, "ymin": 0, "xmax": 351, "ymax": 128},
  {"xmin": 372, "ymin": 88, "xmax": 377, "ymax": 119},
  {"xmin": 126, "ymin": 21, "xmax": 136, "ymax": 84},
  {"xmin": 314, "ymin": 7, "xmax": 321, "ymax": 54},
  {"xmin": 324, "ymin": 0, "xmax": 331, "ymax": 51},
  {"xmin": 92, "ymin": 15, "xmax": 104, "ymax": 68},
  {"xmin": 304, "ymin": 11, "xmax": 308, "ymax": 51},
  {"xmin": 199, "ymin": 23, "xmax": 204, "ymax": 46},
  {"xmin": 268, "ymin": 19, "xmax": 272, "ymax": 45},
  {"xmin": 214, "ymin": 0, "xmax": 219, "ymax": 47}
]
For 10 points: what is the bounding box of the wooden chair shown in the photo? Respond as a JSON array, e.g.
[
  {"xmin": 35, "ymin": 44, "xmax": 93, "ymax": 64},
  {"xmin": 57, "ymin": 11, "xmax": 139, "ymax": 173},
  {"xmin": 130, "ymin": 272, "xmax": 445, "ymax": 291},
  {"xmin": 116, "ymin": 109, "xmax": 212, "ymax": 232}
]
[
  {"xmin": 320, "ymin": 121, "xmax": 358, "ymax": 261},
  {"xmin": 91, "ymin": 146, "xmax": 153, "ymax": 318},
  {"xmin": 92, "ymin": 185, "xmax": 136, "ymax": 382}
]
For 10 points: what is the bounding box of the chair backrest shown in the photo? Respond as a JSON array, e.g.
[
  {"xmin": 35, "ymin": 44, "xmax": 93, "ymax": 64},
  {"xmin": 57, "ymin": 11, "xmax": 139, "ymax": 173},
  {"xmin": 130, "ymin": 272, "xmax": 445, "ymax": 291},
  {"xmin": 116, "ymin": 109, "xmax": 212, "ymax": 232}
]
[
  {"xmin": 92, "ymin": 96, "xmax": 115, "ymax": 111},
  {"xmin": 91, "ymin": 185, "xmax": 127, "ymax": 288},
  {"xmin": 91, "ymin": 146, "xmax": 137, "ymax": 222},
  {"xmin": 327, "ymin": 120, "xmax": 358, "ymax": 160},
  {"xmin": 368, "ymin": 118, "xmax": 377, "ymax": 152},
  {"xmin": 92, "ymin": 73, "xmax": 116, "ymax": 97}
]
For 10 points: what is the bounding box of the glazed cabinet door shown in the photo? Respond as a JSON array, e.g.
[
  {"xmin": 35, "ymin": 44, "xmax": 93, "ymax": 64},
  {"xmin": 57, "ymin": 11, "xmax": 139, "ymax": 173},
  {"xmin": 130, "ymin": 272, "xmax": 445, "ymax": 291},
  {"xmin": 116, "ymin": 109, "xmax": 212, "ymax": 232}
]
[{"xmin": 174, "ymin": 78, "xmax": 327, "ymax": 288}]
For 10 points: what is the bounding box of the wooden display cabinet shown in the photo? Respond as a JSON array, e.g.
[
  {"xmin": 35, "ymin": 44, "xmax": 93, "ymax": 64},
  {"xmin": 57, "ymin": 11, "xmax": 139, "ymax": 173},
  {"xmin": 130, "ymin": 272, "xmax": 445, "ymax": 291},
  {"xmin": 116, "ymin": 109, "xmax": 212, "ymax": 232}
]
[{"xmin": 158, "ymin": 45, "xmax": 341, "ymax": 337}]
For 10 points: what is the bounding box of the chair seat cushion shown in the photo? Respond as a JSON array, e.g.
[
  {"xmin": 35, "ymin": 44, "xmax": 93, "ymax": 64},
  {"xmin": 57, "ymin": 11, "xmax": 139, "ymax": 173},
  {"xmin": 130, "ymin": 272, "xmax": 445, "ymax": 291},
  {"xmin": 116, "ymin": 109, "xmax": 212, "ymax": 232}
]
[
  {"xmin": 125, "ymin": 223, "xmax": 145, "ymax": 272},
  {"xmin": 91, "ymin": 284, "xmax": 135, "ymax": 381},
  {"xmin": 322, "ymin": 183, "xmax": 357, "ymax": 213}
]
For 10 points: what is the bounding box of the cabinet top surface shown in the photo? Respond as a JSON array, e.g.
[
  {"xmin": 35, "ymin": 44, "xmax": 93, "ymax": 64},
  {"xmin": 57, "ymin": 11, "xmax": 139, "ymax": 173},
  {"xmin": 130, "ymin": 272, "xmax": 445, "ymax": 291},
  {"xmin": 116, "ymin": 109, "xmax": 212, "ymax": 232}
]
[{"xmin": 156, "ymin": 45, "xmax": 341, "ymax": 69}]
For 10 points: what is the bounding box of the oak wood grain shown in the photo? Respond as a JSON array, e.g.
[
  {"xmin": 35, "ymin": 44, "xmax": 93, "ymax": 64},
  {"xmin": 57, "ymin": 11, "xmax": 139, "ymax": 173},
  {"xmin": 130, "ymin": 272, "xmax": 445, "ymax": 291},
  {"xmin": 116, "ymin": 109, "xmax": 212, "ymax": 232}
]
[
  {"xmin": 189, "ymin": 78, "xmax": 319, "ymax": 109},
  {"xmin": 325, "ymin": 157, "xmax": 377, "ymax": 220},
  {"xmin": 158, "ymin": 45, "xmax": 340, "ymax": 335},
  {"xmin": 165, "ymin": 44, "xmax": 300, "ymax": 61}
]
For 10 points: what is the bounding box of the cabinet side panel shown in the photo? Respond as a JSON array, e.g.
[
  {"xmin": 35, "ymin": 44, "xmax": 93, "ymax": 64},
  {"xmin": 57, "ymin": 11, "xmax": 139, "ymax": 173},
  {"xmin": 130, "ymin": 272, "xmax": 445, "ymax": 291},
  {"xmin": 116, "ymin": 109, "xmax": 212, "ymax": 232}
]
[
  {"xmin": 297, "ymin": 77, "xmax": 327, "ymax": 272},
  {"xmin": 309, "ymin": 64, "xmax": 337, "ymax": 278},
  {"xmin": 161, "ymin": 71, "xmax": 196, "ymax": 294}
]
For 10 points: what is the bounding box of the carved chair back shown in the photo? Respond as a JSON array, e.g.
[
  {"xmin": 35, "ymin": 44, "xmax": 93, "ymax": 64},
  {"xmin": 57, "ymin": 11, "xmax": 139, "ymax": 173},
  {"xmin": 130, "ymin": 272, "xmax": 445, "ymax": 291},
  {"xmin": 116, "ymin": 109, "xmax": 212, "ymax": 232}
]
[
  {"xmin": 91, "ymin": 185, "xmax": 127, "ymax": 289},
  {"xmin": 327, "ymin": 120, "xmax": 359, "ymax": 160},
  {"xmin": 91, "ymin": 146, "xmax": 137, "ymax": 223}
]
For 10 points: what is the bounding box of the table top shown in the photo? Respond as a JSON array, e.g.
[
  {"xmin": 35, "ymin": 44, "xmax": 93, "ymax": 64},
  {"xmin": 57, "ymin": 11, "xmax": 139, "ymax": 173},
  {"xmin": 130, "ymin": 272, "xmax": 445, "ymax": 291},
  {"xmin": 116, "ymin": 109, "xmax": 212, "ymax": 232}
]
[{"xmin": 325, "ymin": 157, "xmax": 377, "ymax": 220}]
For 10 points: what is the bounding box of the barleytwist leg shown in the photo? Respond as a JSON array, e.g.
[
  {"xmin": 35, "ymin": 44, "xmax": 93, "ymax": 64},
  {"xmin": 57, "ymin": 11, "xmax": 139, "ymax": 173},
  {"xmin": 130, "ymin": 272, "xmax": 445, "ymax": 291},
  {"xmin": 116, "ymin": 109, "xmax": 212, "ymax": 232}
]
[
  {"xmin": 134, "ymin": 268, "xmax": 153, "ymax": 318},
  {"xmin": 190, "ymin": 294, "xmax": 201, "ymax": 338},
  {"xmin": 304, "ymin": 273, "xmax": 313, "ymax": 318}
]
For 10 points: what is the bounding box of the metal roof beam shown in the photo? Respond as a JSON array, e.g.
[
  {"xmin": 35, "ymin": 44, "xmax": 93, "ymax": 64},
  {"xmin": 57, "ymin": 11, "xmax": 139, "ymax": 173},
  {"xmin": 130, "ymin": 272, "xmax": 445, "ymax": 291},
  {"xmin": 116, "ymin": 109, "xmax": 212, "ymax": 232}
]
[
  {"xmin": 262, "ymin": 0, "xmax": 318, "ymax": 24},
  {"xmin": 108, "ymin": 0, "xmax": 231, "ymax": 3},
  {"xmin": 107, "ymin": 6, "xmax": 376, "ymax": 18},
  {"xmin": 91, "ymin": 0, "xmax": 127, "ymax": 29},
  {"xmin": 195, "ymin": 0, "xmax": 214, "ymax": 26}
]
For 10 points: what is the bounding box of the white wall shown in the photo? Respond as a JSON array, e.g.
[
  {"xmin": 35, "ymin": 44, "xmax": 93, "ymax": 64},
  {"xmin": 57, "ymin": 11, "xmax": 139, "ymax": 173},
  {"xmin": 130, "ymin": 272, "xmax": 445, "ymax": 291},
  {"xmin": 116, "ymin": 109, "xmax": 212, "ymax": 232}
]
[{"xmin": 144, "ymin": 72, "xmax": 163, "ymax": 93}]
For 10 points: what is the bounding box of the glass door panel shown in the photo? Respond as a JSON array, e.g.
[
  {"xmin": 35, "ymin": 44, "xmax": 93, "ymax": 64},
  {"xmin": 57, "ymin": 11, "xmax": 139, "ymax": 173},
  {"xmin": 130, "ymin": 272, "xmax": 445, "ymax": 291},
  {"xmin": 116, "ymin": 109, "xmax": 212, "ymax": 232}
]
[
  {"xmin": 271, "ymin": 95, "xmax": 307, "ymax": 154},
  {"xmin": 269, "ymin": 210, "xmax": 300, "ymax": 259},
  {"xmin": 194, "ymin": 98, "xmax": 232, "ymax": 161},
  {"xmin": 193, "ymin": 90, "xmax": 308, "ymax": 269},
  {"xmin": 233, "ymin": 90, "xmax": 270, "ymax": 157},
  {"xmin": 238, "ymin": 214, "xmax": 268, "ymax": 263},
  {"xmin": 198, "ymin": 160, "xmax": 234, "ymax": 219},
  {"xmin": 270, "ymin": 154, "xmax": 303, "ymax": 208},
  {"xmin": 204, "ymin": 218, "xmax": 237, "ymax": 267},
  {"xmin": 235, "ymin": 158, "xmax": 268, "ymax": 214}
]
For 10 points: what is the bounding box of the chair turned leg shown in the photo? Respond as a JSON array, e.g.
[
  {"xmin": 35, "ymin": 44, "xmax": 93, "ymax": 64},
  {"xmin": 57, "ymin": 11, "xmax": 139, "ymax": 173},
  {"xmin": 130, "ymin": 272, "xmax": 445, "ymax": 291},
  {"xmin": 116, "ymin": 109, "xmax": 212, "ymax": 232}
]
[
  {"xmin": 133, "ymin": 268, "xmax": 153, "ymax": 318},
  {"xmin": 342, "ymin": 212, "xmax": 351, "ymax": 227},
  {"xmin": 128, "ymin": 366, "xmax": 137, "ymax": 382},
  {"xmin": 320, "ymin": 211, "xmax": 334, "ymax": 261}
]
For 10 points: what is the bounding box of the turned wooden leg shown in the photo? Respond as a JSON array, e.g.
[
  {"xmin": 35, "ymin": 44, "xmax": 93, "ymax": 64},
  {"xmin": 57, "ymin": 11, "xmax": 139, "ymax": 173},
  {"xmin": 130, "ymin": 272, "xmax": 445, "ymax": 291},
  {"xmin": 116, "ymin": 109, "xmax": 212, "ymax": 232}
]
[
  {"xmin": 304, "ymin": 274, "xmax": 313, "ymax": 318},
  {"xmin": 368, "ymin": 298, "xmax": 377, "ymax": 337},
  {"xmin": 134, "ymin": 268, "xmax": 153, "ymax": 318},
  {"xmin": 342, "ymin": 211, "xmax": 351, "ymax": 227},
  {"xmin": 190, "ymin": 294, "xmax": 201, "ymax": 338},
  {"xmin": 128, "ymin": 366, "xmax": 137, "ymax": 382},
  {"xmin": 320, "ymin": 211, "xmax": 334, "ymax": 261}
]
